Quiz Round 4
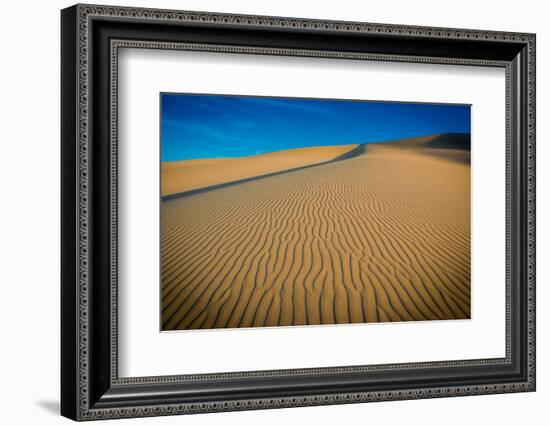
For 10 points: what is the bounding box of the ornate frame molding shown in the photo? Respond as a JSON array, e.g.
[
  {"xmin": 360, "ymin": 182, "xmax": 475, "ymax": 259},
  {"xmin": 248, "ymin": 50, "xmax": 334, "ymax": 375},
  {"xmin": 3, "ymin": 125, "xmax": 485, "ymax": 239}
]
[{"xmin": 61, "ymin": 4, "xmax": 535, "ymax": 421}]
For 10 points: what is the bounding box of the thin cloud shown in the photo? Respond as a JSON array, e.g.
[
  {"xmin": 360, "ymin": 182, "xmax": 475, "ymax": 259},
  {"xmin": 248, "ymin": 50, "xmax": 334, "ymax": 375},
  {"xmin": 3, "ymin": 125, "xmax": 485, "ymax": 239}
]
[
  {"xmin": 236, "ymin": 97, "xmax": 339, "ymax": 116},
  {"xmin": 164, "ymin": 119, "xmax": 260, "ymax": 145}
]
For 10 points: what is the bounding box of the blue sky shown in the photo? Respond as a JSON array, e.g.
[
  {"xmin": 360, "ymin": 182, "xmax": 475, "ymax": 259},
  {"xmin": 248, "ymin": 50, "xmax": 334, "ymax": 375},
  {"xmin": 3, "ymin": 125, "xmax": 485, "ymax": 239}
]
[{"xmin": 161, "ymin": 94, "xmax": 470, "ymax": 162}]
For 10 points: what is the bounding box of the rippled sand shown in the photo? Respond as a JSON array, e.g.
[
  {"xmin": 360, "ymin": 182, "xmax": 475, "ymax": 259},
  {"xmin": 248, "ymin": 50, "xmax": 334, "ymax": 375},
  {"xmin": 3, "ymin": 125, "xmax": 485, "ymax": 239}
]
[{"xmin": 161, "ymin": 135, "xmax": 470, "ymax": 330}]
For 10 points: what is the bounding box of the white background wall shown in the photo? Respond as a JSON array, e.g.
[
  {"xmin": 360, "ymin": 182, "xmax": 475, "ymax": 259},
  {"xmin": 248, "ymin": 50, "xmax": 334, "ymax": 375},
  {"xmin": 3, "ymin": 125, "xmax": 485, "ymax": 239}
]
[{"xmin": 0, "ymin": 0, "xmax": 547, "ymax": 424}]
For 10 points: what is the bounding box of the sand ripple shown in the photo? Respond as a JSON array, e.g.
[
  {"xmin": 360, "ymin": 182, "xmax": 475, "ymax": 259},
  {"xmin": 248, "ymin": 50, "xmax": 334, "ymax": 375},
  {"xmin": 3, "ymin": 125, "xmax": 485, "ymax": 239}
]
[{"xmin": 161, "ymin": 143, "xmax": 470, "ymax": 330}]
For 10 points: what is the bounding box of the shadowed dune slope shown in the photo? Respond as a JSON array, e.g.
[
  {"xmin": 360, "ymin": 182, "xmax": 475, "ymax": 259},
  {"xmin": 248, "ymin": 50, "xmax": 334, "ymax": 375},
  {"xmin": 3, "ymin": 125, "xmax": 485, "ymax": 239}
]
[
  {"xmin": 373, "ymin": 133, "xmax": 471, "ymax": 164},
  {"xmin": 161, "ymin": 134, "xmax": 470, "ymax": 330},
  {"xmin": 377, "ymin": 133, "xmax": 470, "ymax": 150}
]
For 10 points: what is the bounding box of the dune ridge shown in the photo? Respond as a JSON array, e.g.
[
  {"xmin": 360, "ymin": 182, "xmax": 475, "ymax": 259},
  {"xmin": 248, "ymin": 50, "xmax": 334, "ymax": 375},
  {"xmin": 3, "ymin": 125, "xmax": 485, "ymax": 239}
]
[
  {"xmin": 161, "ymin": 134, "xmax": 470, "ymax": 330},
  {"xmin": 162, "ymin": 144, "xmax": 359, "ymax": 196}
]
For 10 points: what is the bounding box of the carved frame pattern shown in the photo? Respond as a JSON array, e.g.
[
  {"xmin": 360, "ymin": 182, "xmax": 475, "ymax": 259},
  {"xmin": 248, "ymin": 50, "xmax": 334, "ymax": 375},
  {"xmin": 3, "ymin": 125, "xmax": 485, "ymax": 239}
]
[{"xmin": 61, "ymin": 4, "xmax": 536, "ymax": 421}]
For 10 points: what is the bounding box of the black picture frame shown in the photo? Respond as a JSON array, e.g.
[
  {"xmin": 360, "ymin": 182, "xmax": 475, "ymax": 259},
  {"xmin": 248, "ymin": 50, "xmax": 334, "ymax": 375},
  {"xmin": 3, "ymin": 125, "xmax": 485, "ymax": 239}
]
[{"xmin": 61, "ymin": 4, "xmax": 536, "ymax": 421}]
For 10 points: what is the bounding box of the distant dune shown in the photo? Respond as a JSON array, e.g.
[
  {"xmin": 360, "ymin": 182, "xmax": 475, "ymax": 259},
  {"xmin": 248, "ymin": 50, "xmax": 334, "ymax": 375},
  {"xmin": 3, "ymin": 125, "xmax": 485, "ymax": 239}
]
[
  {"xmin": 162, "ymin": 144, "xmax": 359, "ymax": 196},
  {"xmin": 372, "ymin": 133, "xmax": 471, "ymax": 164},
  {"xmin": 161, "ymin": 134, "xmax": 470, "ymax": 330},
  {"xmin": 376, "ymin": 133, "xmax": 470, "ymax": 150}
]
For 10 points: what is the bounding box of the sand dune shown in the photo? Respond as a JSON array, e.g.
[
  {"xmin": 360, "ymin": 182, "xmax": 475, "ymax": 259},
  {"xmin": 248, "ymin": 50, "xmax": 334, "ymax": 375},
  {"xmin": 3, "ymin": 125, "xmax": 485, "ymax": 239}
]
[
  {"xmin": 162, "ymin": 144, "xmax": 359, "ymax": 196},
  {"xmin": 372, "ymin": 133, "xmax": 471, "ymax": 164},
  {"xmin": 375, "ymin": 133, "xmax": 470, "ymax": 150},
  {"xmin": 161, "ymin": 134, "xmax": 470, "ymax": 330}
]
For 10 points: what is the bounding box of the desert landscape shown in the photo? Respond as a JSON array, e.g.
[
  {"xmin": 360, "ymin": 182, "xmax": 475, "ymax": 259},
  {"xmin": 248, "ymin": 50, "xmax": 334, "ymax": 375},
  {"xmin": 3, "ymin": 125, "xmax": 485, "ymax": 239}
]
[{"xmin": 161, "ymin": 133, "xmax": 471, "ymax": 330}]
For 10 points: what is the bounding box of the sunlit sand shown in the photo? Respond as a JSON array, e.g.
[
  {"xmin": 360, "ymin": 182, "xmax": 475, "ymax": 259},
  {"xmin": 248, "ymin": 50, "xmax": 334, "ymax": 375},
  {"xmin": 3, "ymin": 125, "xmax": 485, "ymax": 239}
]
[
  {"xmin": 162, "ymin": 144, "xmax": 359, "ymax": 196},
  {"xmin": 161, "ymin": 134, "xmax": 470, "ymax": 330}
]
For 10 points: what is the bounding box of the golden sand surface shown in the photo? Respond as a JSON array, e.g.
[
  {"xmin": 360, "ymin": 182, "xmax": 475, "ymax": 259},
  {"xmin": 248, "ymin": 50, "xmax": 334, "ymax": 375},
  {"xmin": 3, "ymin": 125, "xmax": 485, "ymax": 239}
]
[
  {"xmin": 161, "ymin": 135, "xmax": 470, "ymax": 330},
  {"xmin": 161, "ymin": 144, "xmax": 359, "ymax": 196}
]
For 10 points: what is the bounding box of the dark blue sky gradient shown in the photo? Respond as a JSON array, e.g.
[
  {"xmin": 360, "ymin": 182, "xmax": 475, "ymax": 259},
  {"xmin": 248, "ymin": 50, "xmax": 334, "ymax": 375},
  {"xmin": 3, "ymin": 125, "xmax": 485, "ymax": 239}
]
[{"xmin": 161, "ymin": 94, "xmax": 470, "ymax": 162}]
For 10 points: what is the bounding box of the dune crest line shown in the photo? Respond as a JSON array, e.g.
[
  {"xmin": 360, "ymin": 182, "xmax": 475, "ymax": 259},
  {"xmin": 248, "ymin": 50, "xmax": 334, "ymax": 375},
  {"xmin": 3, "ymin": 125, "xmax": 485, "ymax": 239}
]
[{"xmin": 162, "ymin": 144, "xmax": 366, "ymax": 201}]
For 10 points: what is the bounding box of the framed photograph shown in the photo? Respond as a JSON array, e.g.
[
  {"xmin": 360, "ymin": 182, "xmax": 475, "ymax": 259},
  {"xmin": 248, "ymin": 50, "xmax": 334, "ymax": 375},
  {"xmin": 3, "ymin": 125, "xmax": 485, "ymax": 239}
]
[{"xmin": 61, "ymin": 4, "xmax": 536, "ymax": 421}]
